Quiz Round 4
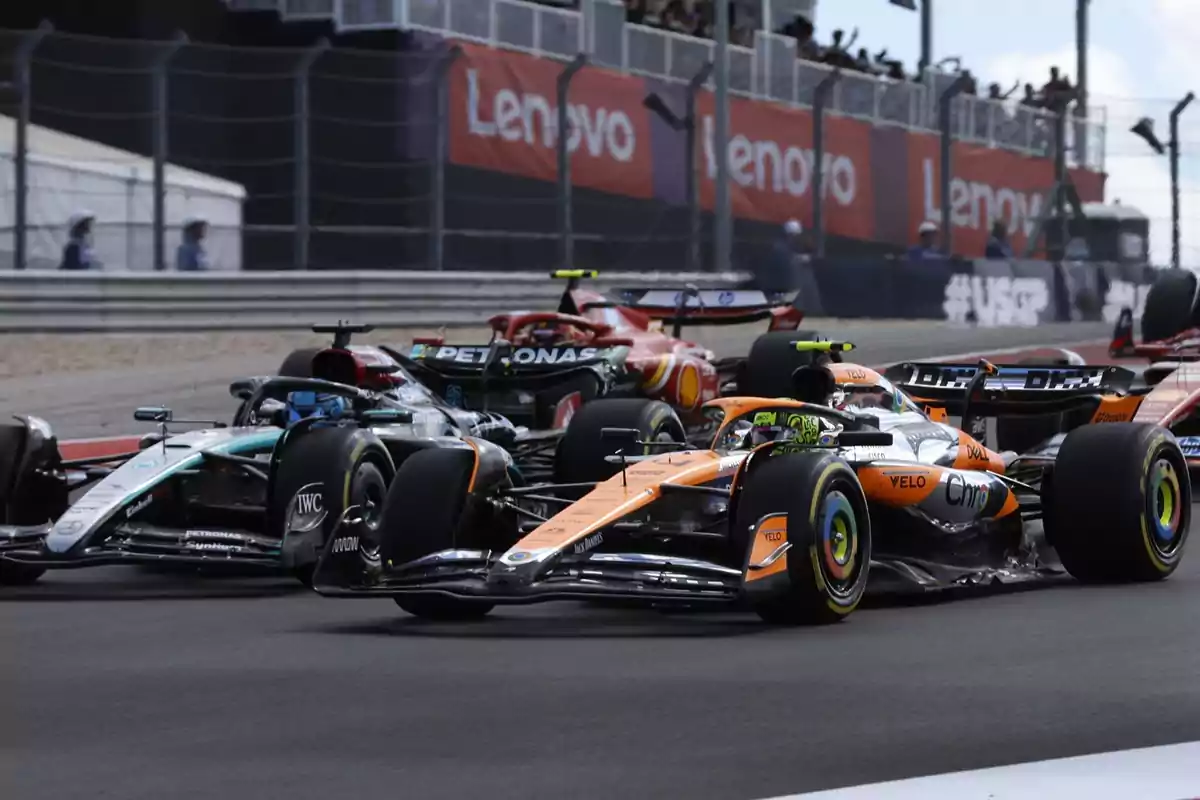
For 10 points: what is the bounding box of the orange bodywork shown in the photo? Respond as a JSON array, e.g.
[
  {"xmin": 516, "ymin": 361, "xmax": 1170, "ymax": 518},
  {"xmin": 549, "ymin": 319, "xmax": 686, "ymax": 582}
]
[
  {"xmin": 507, "ymin": 450, "xmax": 741, "ymax": 558},
  {"xmin": 745, "ymin": 513, "xmax": 789, "ymax": 583}
]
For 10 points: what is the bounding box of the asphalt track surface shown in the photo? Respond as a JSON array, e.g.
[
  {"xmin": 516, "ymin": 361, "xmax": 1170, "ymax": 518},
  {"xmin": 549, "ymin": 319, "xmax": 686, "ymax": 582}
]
[{"xmin": 5, "ymin": 319, "xmax": 1200, "ymax": 800}]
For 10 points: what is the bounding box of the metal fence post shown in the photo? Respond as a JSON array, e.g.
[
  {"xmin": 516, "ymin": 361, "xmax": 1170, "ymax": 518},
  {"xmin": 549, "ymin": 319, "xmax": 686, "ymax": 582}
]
[
  {"xmin": 430, "ymin": 45, "xmax": 462, "ymax": 271},
  {"xmin": 812, "ymin": 69, "xmax": 841, "ymax": 259},
  {"xmin": 12, "ymin": 21, "xmax": 52, "ymax": 271},
  {"xmin": 938, "ymin": 74, "xmax": 970, "ymax": 256},
  {"xmin": 293, "ymin": 38, "xmax": 328, "ymax": 271},
  {"xmin": 557, "ymin": 53, "xmax": 588, "ymax": 269},
  {"xmin": 151, "ymin": 32, "xmax": 187, "ymax": 272},
  {"xmin": 685, "ymin": 61, "xmax": 713, "ymax": 272}
]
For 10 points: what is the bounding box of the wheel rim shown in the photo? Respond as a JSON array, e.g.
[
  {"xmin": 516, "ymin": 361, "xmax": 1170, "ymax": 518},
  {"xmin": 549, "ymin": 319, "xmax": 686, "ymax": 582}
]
[
  {"xmin": 355, "ymin": 468, "xmax": 386, "ymax": 532},
  {"xmin": 819, "ymin": 487, "xmax": 861, "ymax": 596},
  {"xmin": 1148, "ymin": 457, "xmax": 1184, "ymax": 556}
]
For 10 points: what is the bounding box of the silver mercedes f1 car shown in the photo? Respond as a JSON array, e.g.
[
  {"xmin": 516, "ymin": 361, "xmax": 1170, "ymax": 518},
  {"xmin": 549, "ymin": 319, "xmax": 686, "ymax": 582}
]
[{"xmin": 0, "ymin": 324, "xmax": 547, "ymax": 586}]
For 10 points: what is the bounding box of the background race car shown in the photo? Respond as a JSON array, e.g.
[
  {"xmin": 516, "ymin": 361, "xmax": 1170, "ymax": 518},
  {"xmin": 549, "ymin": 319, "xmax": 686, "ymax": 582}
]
[{"xmin": 385, "ymin": 270, "xmax": 818, "ymax": 438}]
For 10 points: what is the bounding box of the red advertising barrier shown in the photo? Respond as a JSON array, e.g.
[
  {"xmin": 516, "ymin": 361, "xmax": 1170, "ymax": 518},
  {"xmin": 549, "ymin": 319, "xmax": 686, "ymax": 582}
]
[
  {"xmin": 694, "ymin": 91, "xmax": 876, "ymax": 241},
  {"xmin": 449, "ymin": 43, "xmax": 655, "ymax": 199},
  {"xmin": 445, "ymin": 43, "xmax": 1106, "ymax": 255},
  {"xmin": 905, "ymin": 134, "xmax": 1108, "ymax": 257}
]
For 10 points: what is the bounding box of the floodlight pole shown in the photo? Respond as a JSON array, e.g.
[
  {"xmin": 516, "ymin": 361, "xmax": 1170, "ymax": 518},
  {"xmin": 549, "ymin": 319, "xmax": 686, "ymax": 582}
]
[{"xmin": 1170, "ymin": 92, "xmax": 1195, "ymax": 270}]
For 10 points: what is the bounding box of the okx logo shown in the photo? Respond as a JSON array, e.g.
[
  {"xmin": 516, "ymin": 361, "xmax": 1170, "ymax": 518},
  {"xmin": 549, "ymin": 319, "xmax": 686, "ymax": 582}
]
[{"xmin": 943, "ymin": 274, "xmax": 1049, "ymax": 327}]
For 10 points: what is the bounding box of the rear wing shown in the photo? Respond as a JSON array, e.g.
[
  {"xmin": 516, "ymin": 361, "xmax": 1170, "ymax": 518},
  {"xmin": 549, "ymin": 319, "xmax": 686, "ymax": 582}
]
[
  {"xmin": 548, "ymin": 270, "xmax": 803, "ymax": 334},
  {"xmin": 598, "ymin": 288, "xmax": 803, "ymax": 335},
  {"xmin": 883, "ymin": 361, "xmax": 1137, "ymax": 414}
]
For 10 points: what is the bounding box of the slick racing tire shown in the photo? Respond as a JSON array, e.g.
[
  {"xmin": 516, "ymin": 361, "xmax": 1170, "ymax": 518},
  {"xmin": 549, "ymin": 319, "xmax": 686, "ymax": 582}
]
[
  {"xmin": 378, "ymin": 447, "xmax": 496, "ymax": 621},
  {"xmin": 732, "ymin": 451, "xmax": 871, "ymax": 625},
  {"xmin": 739, "ymin": 330, "xmax": 827, "ymax": 400},
  {"xmin": 994, "ymin": 356, "xmax": 1094, "ymax": 454},
  {"xmin": 1044, "ymin": 423, "xmax": 1191, "ymax": 582},
  {"xmin": 277, "ymin": 348, "xmax": 321, "ymax": 378},
  {"xmin": 271, "ymin": 427, "xmax": 393, "ymax": 587},
  {"xmin": 0, "ymin": 421, "xmax": 63, "ymax": 586},
  {"xmin": 1141, "ymin": 269, "xmax": 1199, "ymax": 344},
  {"xmin": 553, "ymin": 398, "xmax": 686, "ymax": 487}
]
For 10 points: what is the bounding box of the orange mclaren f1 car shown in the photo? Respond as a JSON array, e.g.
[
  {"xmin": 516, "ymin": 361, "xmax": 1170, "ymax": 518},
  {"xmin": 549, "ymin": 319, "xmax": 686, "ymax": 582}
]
[{"xmin": 310, "ymin": 342, "xmax": 1192, "ymax": 625}]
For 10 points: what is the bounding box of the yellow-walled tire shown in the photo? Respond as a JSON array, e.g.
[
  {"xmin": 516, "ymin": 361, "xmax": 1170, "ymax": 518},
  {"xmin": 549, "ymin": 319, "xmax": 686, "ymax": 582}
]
[{"xmin": 1044, "ymin": 423, "xmax": 1190, "ymax": 582}]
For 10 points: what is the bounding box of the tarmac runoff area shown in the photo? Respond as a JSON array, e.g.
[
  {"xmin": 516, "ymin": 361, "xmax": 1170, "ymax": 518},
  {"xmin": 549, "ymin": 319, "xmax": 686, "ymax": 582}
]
[{"xmin": 5, "ymin": 318, "xmax": 1200, "ymax": 800}]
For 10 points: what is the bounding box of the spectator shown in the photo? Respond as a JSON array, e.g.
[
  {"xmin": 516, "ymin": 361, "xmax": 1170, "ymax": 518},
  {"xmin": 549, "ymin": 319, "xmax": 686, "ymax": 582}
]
[
  {"xmin": 59, "ymin": 211, "xmax": 98, "ymax": 270},
  {"xmin": 624, "ymin": 0, "xmax": 647, "ymax": 24},
  {"xmin": 907, "ymin": 221, "xmax": 946, "ymax": 261},
  {"xmin": 176, "ymin": 216, "xmax": 210, "ymax": 271},
  {"xmin": 749, "ymin": 219, "xmax": 809, "ymax": 296},
  {"xmin": 985, "ymin": 221, "xmax": 1013, "ymax": 259},
  {"xmin": 1020, "ymin": 83, "xmax": 1040, "ymax": 108}
]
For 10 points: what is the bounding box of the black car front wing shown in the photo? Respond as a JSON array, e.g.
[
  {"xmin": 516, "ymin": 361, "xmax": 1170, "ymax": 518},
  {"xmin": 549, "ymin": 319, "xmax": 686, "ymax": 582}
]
[
  {"xmin": 314, "ymin": 548, "xmax": 747, "ymax": 605},
  {"xmin": 0, "ymin": 523, "xmax": 283, "ymax": 569}
]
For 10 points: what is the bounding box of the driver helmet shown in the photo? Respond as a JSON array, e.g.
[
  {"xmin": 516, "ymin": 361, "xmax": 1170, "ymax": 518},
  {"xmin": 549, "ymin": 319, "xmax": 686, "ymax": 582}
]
[
  {"xmin": 285, "ymin": 390, "xmax": 350, "ymax": 423},
  {"xmin": 528, "ymin": 322, "xmax": 566, "ymax": 346}
]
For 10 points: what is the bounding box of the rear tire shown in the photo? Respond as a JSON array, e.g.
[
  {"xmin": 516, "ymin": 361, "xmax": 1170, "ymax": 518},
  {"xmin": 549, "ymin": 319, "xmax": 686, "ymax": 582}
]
[
  {"xmin": 731, "ymin": 451, "xmax": 871, "ymax": 624},
  {"xmin": 278, "ymin": 348, "xmax": 321, "ymax": 378},
  {"xmin": 1045, "ymin": 423, "xmax": 1190, "ymax": 582},
  {"xmin": 739, "ymin": 330, "xmax": 826, "ymax": 399},
  {"xmin": 553, "ymin": 398, "xmax": 685, "ymax": 487},
  {"xmin": 379, "ymin": 447, "xmax": 497, "ymax": 621},
  {"xmin": 1141, "ymin": 269, "xmax": 1198, "ymax": 343}
]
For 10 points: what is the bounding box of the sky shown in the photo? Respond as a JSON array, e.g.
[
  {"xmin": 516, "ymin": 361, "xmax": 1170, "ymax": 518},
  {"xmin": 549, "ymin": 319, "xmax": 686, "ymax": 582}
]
[{"xmin": 812, "ymin": 0, "xmax": 1200, "ymax": 267}]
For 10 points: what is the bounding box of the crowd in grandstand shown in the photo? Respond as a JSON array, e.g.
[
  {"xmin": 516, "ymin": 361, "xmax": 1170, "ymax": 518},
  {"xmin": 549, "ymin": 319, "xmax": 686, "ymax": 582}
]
[{"xmin": 537, "ymin": 0, "xmax": 1078, "ymax": 121}]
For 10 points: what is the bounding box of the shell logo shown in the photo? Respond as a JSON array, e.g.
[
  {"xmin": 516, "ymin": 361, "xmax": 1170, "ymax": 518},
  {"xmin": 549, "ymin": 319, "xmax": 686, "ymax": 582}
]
[{"xmin": 677, "ymin": 362, "xmax": 701, "ymax": 410}]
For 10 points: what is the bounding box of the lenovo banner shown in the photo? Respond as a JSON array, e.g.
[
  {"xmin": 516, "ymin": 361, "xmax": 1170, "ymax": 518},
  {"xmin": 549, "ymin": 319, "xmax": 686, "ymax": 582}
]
[{"xmin": 445, "ymin": 44, "xmax": 1106, "ymax": 255}]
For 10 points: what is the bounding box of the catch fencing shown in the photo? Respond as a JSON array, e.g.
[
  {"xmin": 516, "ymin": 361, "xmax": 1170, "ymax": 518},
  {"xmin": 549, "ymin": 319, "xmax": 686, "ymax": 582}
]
[
  {"xmin": 0, "ymin": 259, "xmax": 1155, "ymax": 332},
  {"xmin": 0, "ymin": 16, "xmax": 1108, "ymax": 273}
]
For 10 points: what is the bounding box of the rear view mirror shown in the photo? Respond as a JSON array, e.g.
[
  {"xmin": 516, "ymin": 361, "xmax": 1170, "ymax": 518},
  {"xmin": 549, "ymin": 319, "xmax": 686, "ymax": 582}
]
[
  {"xmin": 134, "ymin": 406, "xmax": 172, "ymax": 423},
  {"xmin": 601, "ymin": 427, "xmax": 641, "ymax": 442},
  {"xmin": 838, "ymin": 431, "xmax": 893, "ymax": 447},
  {"xmin": 360, "ymin": 409, "xmax": 414, "ymax": 425}
]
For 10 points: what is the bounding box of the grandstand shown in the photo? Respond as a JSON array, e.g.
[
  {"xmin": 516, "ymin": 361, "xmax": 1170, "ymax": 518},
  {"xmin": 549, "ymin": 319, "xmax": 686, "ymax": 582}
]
[
  {"xmin": 0, "ymin": 0, "xmax": 1107, "ymax": 270},
  {"xmin": 221, "ymin": 0, "xmax": 1104, "ymax": 169}
]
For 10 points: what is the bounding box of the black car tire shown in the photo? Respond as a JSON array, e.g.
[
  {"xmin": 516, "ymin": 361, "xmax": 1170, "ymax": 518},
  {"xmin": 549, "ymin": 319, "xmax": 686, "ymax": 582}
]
[
  {"xmin": 270, "ymin": 427, "xmax": 393, "ymax": 586},
  {"xmin": 553, "ymin": 398, "xmax": 686, "ymax": 487},
  {"xmin": 1045, "ymin": 423, "xmax": 1190, "ymax": 582},
  {"xmin": 994, "ymin": 356, "xmax": 1094, "ymax": 454},
  {"xmin": 739, "ymin": 330, "xmax": 826, "ymax": 399},
  {"xmin": 378, "ymin": 447, "xmax": 496, "ymax": 621},
  {"xmin": 0, "ymin": 421, "xmax": 61, "ymax": 586},
  {"xmin": 1141, "ymin": 269, "xmax": 1198, "ymax": 343},
  {"xmin": 731, "ymin": 451, "xmax": 871, "ymax": 624},
  {"xmin": 278, "ymin": 347, "xmax": 321, "ymax": 378}
]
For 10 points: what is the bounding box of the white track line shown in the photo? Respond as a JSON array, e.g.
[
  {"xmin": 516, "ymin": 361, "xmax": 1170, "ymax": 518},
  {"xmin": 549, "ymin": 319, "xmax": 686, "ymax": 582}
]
[{"xmin": 762, "ymin": 740, "xmax": 1200, "ymax": 799}]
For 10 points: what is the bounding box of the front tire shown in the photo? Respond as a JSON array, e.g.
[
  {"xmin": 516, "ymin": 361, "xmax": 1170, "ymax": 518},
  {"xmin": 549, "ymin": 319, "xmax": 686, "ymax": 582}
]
[
  {"xmin": 379, "ymin": 447, "xmax": 497, "ymax": 621},
  {"xmin": 732, "ymin": 451, "xmax": 871, "ymax": 624},
  {"xmin": 1045, "ymin": 423, "xmax": 1191, "ymax": 582},
  {"xmin": 271, "ymin": 427, "xmax": 392, "ymax": 586}
]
